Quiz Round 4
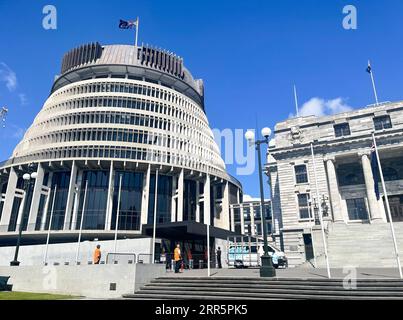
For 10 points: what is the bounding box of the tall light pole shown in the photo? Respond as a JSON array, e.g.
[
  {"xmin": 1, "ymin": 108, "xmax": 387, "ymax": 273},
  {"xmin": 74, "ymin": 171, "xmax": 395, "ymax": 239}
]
[
  {"xmin": 245, "ymin": 127, "xmax": 276, "ymax": 277},
  {"xmin": 10, "ymin": 163, "xmax": 38, "ymax": 266}
]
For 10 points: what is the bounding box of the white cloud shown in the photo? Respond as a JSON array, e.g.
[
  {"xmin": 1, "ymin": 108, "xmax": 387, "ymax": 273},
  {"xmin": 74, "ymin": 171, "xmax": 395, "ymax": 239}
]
[
  {"xmin": 291, "ymin": 97, "xmax": 353, "ymax": 118},
  {"xmin": 18, "ymin": 93, "xmax": 28, "ymax": 106},
  {"xmin": 0, "ymin": 62, "xmax": 17, "ymax": 92}
]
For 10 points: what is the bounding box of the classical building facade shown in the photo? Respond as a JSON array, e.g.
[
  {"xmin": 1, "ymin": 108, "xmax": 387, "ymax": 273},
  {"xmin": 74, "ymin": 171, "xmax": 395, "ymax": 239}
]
[
  {"xmin": 0, "ymin": 43, "xmax": 242, "ymax": 259},
  {"xmin": 268, "ymin": 101, "xmax": 403, "ymax": 267}
]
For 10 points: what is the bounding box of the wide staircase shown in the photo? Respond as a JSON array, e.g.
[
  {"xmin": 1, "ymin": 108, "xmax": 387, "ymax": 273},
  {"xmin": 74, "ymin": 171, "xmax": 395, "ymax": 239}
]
[
  {"xmin": 123, "ymin": 277, "xmax": 403, "ymax": 300},
  {"xmin": 305, "ymin": 222, "xmax": 403, "ymax": 268}
]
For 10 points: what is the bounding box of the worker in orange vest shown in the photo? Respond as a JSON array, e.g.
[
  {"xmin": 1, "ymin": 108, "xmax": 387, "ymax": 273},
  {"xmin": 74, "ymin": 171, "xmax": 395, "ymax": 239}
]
[
  {"xmin": 174, "ymin": 243, "xmax": 182, "ymax": 273},
  {"xmin": 93, "ymin": 244, "xmax": 101, "ymax": 264}
]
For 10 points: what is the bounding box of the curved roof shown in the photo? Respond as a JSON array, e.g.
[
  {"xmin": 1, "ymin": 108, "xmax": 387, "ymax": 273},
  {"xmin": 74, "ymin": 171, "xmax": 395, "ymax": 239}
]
[{"xmin": 53, "ymin": 43, "xmax": 204, "ymax": 107}]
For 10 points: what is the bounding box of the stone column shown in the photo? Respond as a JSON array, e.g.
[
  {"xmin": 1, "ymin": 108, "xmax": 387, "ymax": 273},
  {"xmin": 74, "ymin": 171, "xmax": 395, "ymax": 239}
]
[
  {"xmin": 176, "ymin": 169, "xmax": 184, "ymax": 222},
  {"xmin": 195, "ymin": 181, "xmax": 200, "ymax": 223},
  {"xmin": 141, "ymin": 164, "xmax": 151, "ymax": 227},
  {"xmin": 230, "ymin": 206, "xmax": 235, "ymax": 232},
  {"xmin": 63, "ymin": 161, "xmax": 78, "ymax": 230},
  {"xmin": 203, "ymin": 174, "xmax": 211, "ymax": 225},
  {"xmin": 70, "ymin": 171, "xmax": 83, "ymax": 230},
  {"xmin": 220, "ymin": 181, "xmax": 230, "ymax": 230},
  {"xmin": 0, "ymin": 167, "xmax": 18, "ymax": 230},
  {"xmin": 324, "ymin": 157, "xmax": 344, "ymax": 223},
  {"xmin": 26, "ymin": 163, "xmax": 45, "ymax": 231},
  {"xmin": 248, "ymin": 204, "xmax": 254, "ymax": 236},
  {"xmin": 240, "ymin": 205, "xmax": 245, "ymax": 235},
  {"xmin": 105, "ymin": 161, "xmax": 115, "ymax": 230},
  {"xmin": 171, "ymin": 172, "xmax": 177, "ymax": 222},
  {"xmin": 360, "ymin": 152, "xmax": 384, "ymax": 222},
  {"xmin": 40, "ymin": 172, "xmax": 53, "ymax": 231}
]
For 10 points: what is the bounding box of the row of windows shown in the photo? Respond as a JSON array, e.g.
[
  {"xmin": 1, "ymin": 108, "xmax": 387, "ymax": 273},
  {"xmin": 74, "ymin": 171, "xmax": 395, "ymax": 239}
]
[
  {"xmin": 43, "ymin": 96, "xmax": 205, "ymax": 130},
  {"xmin": 52, "ymin": 80, "xmax": 204, "ymax": 120},
  {"xmin": 54, "ymin": 112, "xmax": 171, "ymax": 131},
  {"xmin": 35, "ymin": 109, "xmax": 212, "ymax": 148},
  {"xmin": 30, "ymin": 110, "xmax": 214, "ymax": 155},
  {"xmin": 12, "ymin": 146, "xmax": 225, "ymax": 177},
  {"xmin": 29, "ymin": 128, "xmax": 209, "ymax": 158},
  {"xmin": 333, "ymin": 115, "xmax": 393, "ymax": 138}
]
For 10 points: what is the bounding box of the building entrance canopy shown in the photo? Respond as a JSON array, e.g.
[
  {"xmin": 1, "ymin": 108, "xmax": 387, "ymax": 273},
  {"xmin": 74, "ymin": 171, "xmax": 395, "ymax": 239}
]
[{"xmin": 141, "ymin": 221, "xmax": 239, "ymax": 241}]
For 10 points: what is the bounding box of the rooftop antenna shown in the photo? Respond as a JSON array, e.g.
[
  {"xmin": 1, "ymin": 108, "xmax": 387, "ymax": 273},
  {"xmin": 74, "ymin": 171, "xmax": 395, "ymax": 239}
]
[{"xmin": 293, "ymin": 84, "xmax": 299, "ymax": 117}]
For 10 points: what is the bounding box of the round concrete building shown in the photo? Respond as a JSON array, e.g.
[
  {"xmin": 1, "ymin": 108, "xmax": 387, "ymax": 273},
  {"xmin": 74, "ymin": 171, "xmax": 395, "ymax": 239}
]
[{"xmin": 0, "ymin": 43, "xmax": 242, "ymax": 263}]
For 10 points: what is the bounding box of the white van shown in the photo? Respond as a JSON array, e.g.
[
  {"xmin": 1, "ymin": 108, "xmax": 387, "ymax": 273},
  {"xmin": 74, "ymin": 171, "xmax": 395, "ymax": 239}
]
[{"xmin": 227, "ymin": 243, "xmax": 288, "ymax": 269}]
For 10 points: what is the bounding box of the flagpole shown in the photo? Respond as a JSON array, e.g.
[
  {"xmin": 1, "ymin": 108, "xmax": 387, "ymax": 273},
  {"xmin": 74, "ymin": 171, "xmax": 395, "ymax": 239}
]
[
  {"xmin": 310, "ymin": 142, "xmax": 331, "ymax": 279},
  {"xmin": 152, "ymin": 169, "xmax": 159, "ymax": 264},
  {"xmin": 75, "ymin": 180, "xmax": 88, "ymax": 265},
  {"xmin": 43, "ymin": 184, "xmax": 57, "ymax": 265},
  {"xmin": 372, "ymin": 132, "xmax": 402, "ymax": 278},
  {"xmin": 368, "ymin": 60, "xmax": 379, "ymax": 106},
  {"xmin": 135, "ymin": 17, "xmax": 139, "ymax": 47},
  {"xmin": 293, "ymin": 84, "xmax": 299, "ymax": 117},
  {"xmin": 113, "ymin": 174, "xmax": 122, "ymax": 258}
]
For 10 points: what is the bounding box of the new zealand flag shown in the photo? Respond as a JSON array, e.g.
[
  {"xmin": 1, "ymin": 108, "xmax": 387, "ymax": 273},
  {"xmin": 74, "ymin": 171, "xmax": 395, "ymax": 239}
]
[
  {"xmin": 370, "ymin": 144, "xmax": 380, "ymax": 200},
  {"xmin": 119, "ymin": 19, "xmax": 137, "ymax": 29}
]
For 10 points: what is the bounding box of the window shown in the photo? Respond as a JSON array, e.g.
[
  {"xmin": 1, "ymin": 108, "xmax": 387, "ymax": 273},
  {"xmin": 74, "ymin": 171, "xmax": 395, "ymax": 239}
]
[
  {"xmin": 294, "ymin": 164, "xmax": 308, "ymax": 184},
  {"xmin": 373, "ymin": 115, "xmax": 392, "ymax": 131},
  {"xmin": 298, "ymin": 193, "xmax": 311, "ymax": 219},
  {"xmin": 346, "ymin": 198, "xmax": 368, "ymax": 220},
  {"xmin": 334, "ymin": 123, "xmax": 351, "ymax": 137},
  {"xmin": 337, "ymin": 163, "xmax": 365, "ymax": 186}
]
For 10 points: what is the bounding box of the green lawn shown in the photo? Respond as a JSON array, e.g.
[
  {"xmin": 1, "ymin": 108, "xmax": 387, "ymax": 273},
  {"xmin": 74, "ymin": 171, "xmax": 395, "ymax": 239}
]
[{"xmin": 0, "ymin": 291, "xmax": 76, "ymax": 300}]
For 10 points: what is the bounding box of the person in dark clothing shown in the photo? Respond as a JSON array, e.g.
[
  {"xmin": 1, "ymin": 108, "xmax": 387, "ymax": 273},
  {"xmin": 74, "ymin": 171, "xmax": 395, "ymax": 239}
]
[{"xmin": 216, "ymin": 247, "xmax": 222, "ymax": 268}]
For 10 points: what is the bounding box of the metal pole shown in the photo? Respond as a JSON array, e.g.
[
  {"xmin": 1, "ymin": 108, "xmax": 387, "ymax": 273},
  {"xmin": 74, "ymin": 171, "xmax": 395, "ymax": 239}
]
[
  {"xmin": 152, "ymin": 169, "xmax": 159, "ymax": 264},
  {"xmin": 248, "ymin": 236, "xmax": 252, "ymax": 267},
  {"xmin": 44, "ymin": 185, "xmax": 57, "ymax": 265},
  {"xmin": 310, "ymin": 142, "xmax": 331, "ymax": 278},
  {"xmin": 75, "ymin": 180, "xmax": 88, "ymax": 264},
  {"xmin": 372, "ymin": 133, "xmax": 402, "ymax": 278},
  {"xmin": 10, "ymin": 178, "xmax": 31, "ymax": 266},
  {"xmin": 293, "ymin": 84, "xmax": 299, "ymax": 117},
  {"xmin": 368, "ymin": 60, "xmax": 379, "ymax": 105},
  {"xmin": 135, "ymin": 17, "xmax": 139, "ymax": 47},
  {"xmin": 257, "ymin": 140, "xmax": 276, "ymax": 276},
  {"xmin": 113, "ymin": 174, "xmax": 122, "ymax": 256},
  {"xmin": 241, "ymin": 235, "xmax": 244, "ymax": 266},
  {"xmin": 311, "ymin": 226, "xmax": 317, "ymax": 268},
  {"xmin": 207, "ymin": 223, "xmax": 210, "ymax": 276}
]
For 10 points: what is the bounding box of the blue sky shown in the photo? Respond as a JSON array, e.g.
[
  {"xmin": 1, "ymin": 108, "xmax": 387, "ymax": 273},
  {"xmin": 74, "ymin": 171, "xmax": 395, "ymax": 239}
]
[{"xmin": 1, "ymin": 0, "xmax": 403, "ymax": 197}]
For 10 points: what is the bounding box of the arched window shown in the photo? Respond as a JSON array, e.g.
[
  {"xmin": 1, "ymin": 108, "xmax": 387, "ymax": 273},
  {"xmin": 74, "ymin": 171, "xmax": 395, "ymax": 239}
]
[
  {"xmin": 345, "ymin": 173, "xmax": 360, "ymax": 185},
  {"xmin": 383, "ymin": 167, "xmax": 399, "ymax": 181}
]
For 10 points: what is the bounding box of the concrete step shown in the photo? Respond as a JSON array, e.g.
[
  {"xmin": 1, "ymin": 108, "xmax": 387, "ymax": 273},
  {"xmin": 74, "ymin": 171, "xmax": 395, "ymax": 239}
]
[
  {"xmin": 125, "ymin": 290, "xmax": 403, "ymax": 300},
  {"xmin": 143, "ymin": 284, "xmax": 403, "ymax": 294},
  {"xmin": 123, "ymin": 277, "xmax": 403, "ymax": 300}
]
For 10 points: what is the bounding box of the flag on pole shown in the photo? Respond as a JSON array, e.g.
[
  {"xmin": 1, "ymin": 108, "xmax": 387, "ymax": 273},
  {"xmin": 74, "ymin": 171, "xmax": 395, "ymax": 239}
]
[
  {"xmin": 366, "ymin": 63, "xmax": 372, "ymax": 74},
  {"xmin": 370, "ymin": 143, "xmax": 380, "ymax": 200},
  {"xmin": 119, "ymin": 19, "xmax": 138, "ymax": 29}
]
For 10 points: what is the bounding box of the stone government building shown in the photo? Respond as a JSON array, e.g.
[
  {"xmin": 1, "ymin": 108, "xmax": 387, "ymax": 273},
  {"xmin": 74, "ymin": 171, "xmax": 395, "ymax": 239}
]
[{"xmin": 268, "ymin": 101, "xmax": 403, "ymax": 267}]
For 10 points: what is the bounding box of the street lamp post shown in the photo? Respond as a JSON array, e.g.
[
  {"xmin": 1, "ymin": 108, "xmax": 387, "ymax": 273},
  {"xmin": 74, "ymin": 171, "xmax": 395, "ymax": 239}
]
[
  {"xmin": 245, "ymin": 127, "xmax": 276, "ymax": 277},
  {"xmin": 10, "ymin": 163, "xmax": 37, "ymax": 266}
]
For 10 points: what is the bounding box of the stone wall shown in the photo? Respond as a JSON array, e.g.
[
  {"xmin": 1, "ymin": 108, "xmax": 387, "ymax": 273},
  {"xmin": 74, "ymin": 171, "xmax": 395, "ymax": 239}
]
[{"xmin": 0, "ymin": 263, "xmax": 165, "ymax": 298}]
